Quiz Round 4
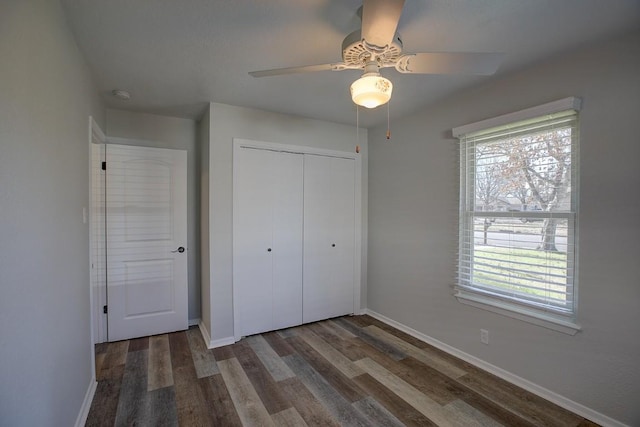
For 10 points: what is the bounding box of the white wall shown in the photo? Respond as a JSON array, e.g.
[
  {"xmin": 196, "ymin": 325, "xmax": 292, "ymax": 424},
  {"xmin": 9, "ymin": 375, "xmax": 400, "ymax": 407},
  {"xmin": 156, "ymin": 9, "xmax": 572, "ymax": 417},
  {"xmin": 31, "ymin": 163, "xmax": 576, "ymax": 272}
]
[
  {"xmin": 105, "ymin": 109, "xmax": 201, "ymax": 322},
  {"xmin": 367, "ymin": 30, "xmax": 640, "ymax": 425},
  {"xmin": 205, "ymin": 102, "xmax": 368, "ymax": 341},
  {"xmin": 0, "ymin": 0, "xmax": 104, "ymax": 425}
]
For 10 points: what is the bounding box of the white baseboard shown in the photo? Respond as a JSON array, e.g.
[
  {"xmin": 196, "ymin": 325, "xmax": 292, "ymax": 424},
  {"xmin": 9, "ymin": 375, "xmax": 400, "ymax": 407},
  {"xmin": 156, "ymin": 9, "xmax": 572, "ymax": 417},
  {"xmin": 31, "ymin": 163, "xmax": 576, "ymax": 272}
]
[
  {"xmin": 188, "ymin": 317, "xmax": 201, "ymax": 327},
  {"xmin": 210, "ymin": 336, "xmax": 236, "ymax": 348},
  {"xmin": 198, "ymin": 320, "xmax": 213, "ymax": 348},
  {"xmin": 198, "ymin": 320, "xmax": 235, "ymax": 349},
  {"xmin": 363, "ymin": 309, "xmax": 627, "ymax": 427},
  {"xmin": 74, "ymin": 379, "xmax": 97, "ymax": 427}
]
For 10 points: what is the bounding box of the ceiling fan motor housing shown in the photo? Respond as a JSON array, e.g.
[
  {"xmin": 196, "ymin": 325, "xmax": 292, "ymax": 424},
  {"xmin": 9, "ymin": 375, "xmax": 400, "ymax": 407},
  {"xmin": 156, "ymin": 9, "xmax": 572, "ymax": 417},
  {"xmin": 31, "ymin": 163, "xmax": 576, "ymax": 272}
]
[{"xmin": 342, "ymin": 30, "xmax": 403, "ymax": 69}]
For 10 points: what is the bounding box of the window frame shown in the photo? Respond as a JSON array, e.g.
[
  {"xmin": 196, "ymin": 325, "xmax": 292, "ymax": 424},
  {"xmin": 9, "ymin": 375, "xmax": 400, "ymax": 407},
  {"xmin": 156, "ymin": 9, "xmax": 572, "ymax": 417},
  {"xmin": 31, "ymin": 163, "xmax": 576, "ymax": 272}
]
[{"xmin": 453, "ymin": 98, "xmax": 581, "ymax": 335}]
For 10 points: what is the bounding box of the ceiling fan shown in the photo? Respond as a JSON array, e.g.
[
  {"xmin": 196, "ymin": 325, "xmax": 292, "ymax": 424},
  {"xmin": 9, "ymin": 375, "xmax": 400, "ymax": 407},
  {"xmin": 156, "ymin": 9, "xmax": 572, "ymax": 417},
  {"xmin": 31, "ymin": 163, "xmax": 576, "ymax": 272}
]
[{"xmin": 249, "ymin": 0, "xmax": 503, "ymax": 109}]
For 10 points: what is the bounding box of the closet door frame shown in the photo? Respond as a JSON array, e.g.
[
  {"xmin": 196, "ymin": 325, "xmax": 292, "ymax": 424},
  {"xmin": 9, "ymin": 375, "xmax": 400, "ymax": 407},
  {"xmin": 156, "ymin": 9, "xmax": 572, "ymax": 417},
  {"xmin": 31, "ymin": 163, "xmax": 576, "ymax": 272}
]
[{"xmin": 232, "ymin": 138, "xmax": 362, "ymax": 342}]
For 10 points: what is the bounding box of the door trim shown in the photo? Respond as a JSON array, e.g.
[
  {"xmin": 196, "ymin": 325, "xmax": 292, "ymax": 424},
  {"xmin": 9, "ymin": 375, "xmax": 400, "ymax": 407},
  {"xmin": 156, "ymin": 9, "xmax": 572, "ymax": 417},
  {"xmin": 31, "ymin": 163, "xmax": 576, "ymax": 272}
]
[
  {"xmin": 89, "ymin": 117, "xmax": 106, "ymax": 345},
  {"xmin": 232, "ymin": 138, "xmax": 362, "ymax": 341},
  {"xmin": 90, "ymin": 135, "xmax": 190, "ymax": 343}
]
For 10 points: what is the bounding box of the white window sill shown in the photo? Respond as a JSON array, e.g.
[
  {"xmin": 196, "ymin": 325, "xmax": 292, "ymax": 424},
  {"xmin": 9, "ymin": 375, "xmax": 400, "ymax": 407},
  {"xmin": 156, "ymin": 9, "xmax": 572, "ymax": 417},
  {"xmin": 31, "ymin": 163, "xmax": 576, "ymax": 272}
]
[{"xmin": 454, "ymin": 290, "xmax": 581, "ymax": 335}]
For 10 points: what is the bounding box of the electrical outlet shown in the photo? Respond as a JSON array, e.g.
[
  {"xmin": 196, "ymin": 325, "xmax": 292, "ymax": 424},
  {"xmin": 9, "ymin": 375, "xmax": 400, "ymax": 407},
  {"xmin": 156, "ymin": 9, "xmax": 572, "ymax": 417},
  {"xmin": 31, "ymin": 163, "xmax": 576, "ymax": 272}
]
[{"xmin": 480, "ymin": 329, "xmax": 489, "ymax": 345}]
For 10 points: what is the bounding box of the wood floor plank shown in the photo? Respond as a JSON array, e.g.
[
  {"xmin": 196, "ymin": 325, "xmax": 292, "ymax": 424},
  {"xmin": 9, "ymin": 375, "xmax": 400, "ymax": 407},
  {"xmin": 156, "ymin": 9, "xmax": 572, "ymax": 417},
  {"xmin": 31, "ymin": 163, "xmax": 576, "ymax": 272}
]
[
  {"xmin": 458, "ymin": 371, "xmax": 584, "ymax": 427},
  {"xmin": 98, "ymin": 340, "xmax": 129, "ymax": 381},
  {"xmin": 308, "ymin": 322, "xmax": 349, "ymax": 344},
  {"xmin": 95, "ymin": 342, "xmax": 109, "ymax": 355},
  {"xmin": 377, "ymin": 355, "xmax": 459, "ymax": 405},
  {"xmin": 444, "ymin": 399, "xmax": 504, "ymax": 427},
  {"xmin": 245, "ymin": 334, "xmax": 295, "ymax": 381},
  {"xmin": 271, "ymin": 407, "xmax": 309, "ymax": 427},
  {"xmin": 148, "ymin": 334, "xmax": 174, "ymax": 391},
  {"xmin": 128, "ymin": 336, "xmax": 149, "ymax": 352},
  {"xmin": 306, "ymin": 322, "xmax": 369, "ymax": 361},
  {"xmin": 359, "ymin": 315, "xmax": 431, "ymax": 349},
  {"xmin": 169, "ymin": 331, "xmax": 215, "ymax": 426},
  {"xmin": 277, "ymin": 327, "xmax": 298, "ymax": 339},
  {"xmin": 232, "ymin": 340, "xmax": 291, "ymax": 414},
  {"xmin": 322, "ymin": 319, "xmax": 357, "ymax": 340},
  {"xmin": 334, "ymin": 317, "xmax": 407, "ymax": 360},
  {"xmin": 94, "ymin": 351, "xmax": 106, "ymax": 378},
  {"xmin": 342, "ymin": 315, "xmax": 374, "ymax": 328},
  {"xmin": 399, "ymin": 357, "xmax": 537, "ymax": 427},
  {"xmin": 352, "ymin": 396, "xmax": 405, "ymax": 427},
  {"xmin": 201, "ymin": 374, "xmax": 243, "ymax": 427},
  {"xmin": 283, "ymin": 353, "xmax": 372, "ymax": 427},
  {"xmin": 114, "ymin": 349, "xmax": 149, "ymax": 425},
  {"xmin": 212, "ymin": 344, "xmax": 235, "ymax": 361},
  {"xmin": 86, "ymin": 364, "xmax": 125, "ymax": 427},
  {"xmin": 186, "ymin": 327, "xmax": 219, "ymax": 378},
  {"xmin": 147, "ymin": 385, "xmax": 178, "ymax": 426},
  {"xmin": 262, "ymin": 331, "xmax": 295, "ymax": 357},
  {"xmin": 278, "ymin": 377, "xmax": 341, "ymax": 427},
  {"xmin": 355, "ymin": 357, "xmax": 459, "ymax": 427},
  {"xmin": 218, "ymin": 357, "xmax": 275, "ymax": 426},
  {"xmin": 353, "ymin": 373, "xmax": 437, "ymax": 427},
  {"xmin": 399, "ymin": 355, "xmax": 537, "ymax": 426},
  {"xmin": 419, "ymin": 340, "xmax": 484, "ymax": 374},
  {"xmin": 348, "ymin": 335, "xmax": 410, "ymax": 371},
  {"xmin": 452, "ymin": 384, "xmax": 538, "ymax": 427},
  {"xmin": 576, "ymin": 420, "xmax": 601, "ymax": 427},
  {"xmin": 364, "ymin": 324, "xmax": 467, "ymax": 379},
  {"xmin": 286, "ymin": 335, "xmax": 367, "ymax": 403},
  {"xmin": 297, "ymin": 326, "xmax": 365, "ymax": 378}
]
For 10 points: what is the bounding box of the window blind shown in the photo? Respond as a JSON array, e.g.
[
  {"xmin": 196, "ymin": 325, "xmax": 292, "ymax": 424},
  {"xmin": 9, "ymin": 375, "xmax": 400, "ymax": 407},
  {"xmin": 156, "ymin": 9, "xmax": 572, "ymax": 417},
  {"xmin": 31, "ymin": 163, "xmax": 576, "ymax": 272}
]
[{"xmin": 456, "ymin": 101, "xmax": 580, "ymax": 322}]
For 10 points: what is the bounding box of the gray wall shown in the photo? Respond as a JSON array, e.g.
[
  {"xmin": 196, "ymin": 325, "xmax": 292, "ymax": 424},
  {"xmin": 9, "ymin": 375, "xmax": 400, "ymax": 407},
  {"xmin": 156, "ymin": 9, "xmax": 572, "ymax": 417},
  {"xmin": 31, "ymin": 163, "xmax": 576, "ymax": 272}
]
[
  {"xmin": 367, "ymin": 30, "xmax": 640, "ymax": 425},
  {"xmin": 205, "ymin": 102, "xmax": 368, "ymax": 341},
  {"xmin": 198, "ymin": 108, "xmax": 211, "ymax": 333},
  {"xmin": 105, "ymin": 109, "xmax": 201, "ymax": 322},
  {"xmin": 0, "ymin": 0, "xmax": 104, "ymax": 425}
]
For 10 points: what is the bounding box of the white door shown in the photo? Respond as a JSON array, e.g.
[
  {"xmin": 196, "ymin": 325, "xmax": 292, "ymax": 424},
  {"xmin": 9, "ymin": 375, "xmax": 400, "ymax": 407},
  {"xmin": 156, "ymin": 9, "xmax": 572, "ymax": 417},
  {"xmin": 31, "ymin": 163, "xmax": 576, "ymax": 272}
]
[
  {"xmin": 233, "ymin": 147, "xmax": 303, "ymax": 338},
  {"xmin": 303, "ymin": 155, "xmax": 356, "ymax": 323},
  {"xmin": 271, "ymin": 152, "xmax": 304, "ymax": 330},
  {"xmin": 106, "ymin": 144, "xmax": 188, "ymax": 341}
]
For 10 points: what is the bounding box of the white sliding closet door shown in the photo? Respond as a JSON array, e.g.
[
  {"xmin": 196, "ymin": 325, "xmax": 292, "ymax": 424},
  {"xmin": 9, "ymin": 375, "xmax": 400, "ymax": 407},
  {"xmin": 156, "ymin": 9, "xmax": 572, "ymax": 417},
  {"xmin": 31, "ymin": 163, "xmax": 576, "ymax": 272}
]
[
  {"xmin": 271, "ymin": 153, "xmax": 305, "ymax": 330},
  {"xmin": 303, "ymin": 155, "xmax": 356, "ymax": 323},
  {"xmin": 234, "ymin": 147, "xmax": 303, "ymax": 337}
]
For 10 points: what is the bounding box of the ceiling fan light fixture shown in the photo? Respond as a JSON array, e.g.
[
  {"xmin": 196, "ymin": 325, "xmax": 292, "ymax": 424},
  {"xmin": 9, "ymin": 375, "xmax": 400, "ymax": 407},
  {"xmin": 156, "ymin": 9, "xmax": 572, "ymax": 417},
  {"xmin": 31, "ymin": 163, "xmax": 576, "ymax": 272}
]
[{"xmin": 350, "ymin": 73, "xmax": 393, "ymax": 109}]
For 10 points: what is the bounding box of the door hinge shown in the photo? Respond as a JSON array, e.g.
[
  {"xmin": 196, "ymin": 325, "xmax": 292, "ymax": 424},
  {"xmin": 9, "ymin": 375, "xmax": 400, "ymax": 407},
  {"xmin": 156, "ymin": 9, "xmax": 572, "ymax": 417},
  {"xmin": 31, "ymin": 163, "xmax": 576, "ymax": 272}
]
[
  {"xmin": 103, "ymin": 305, "xmax": 108, "ymax": 314},
  {"xmin": 101, "ymin": 161, "xmax": 106, "ymax": 170}
]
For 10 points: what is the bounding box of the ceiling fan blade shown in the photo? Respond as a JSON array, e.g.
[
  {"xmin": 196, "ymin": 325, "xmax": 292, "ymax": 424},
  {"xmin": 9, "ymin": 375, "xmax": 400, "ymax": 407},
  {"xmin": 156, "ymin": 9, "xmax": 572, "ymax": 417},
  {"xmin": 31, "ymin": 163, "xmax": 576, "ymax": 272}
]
[
  {"xmin": 249, "ymin": 63, "xmax": 346, "ymax": 78},
  {"xmin": 361, "ymin": 0, "xmax": 405, "ymax": 49},
  {"xmin": 395, "ymin": 52, "xmax": 504, "ymax": 75}
]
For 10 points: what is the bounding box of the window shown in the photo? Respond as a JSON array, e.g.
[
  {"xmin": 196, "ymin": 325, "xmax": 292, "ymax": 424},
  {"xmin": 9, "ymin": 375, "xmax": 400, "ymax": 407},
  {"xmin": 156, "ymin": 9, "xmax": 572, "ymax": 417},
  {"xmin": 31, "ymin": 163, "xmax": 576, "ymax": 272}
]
[{"xmin": 453, "ymin": 98, "xmax": 581, "ymax": 334}]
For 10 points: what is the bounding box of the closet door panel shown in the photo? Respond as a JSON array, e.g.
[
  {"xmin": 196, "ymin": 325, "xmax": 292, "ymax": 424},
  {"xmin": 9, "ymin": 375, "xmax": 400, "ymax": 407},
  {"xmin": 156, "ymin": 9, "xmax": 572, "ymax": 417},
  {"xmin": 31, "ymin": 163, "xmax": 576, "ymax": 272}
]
[
  {"xmin": 303, "ymin": 155, "xmax": 355, "ymax": 323},
  {"xmin": 234, "ymin": 148, "xmax": 274, "ymax": 337},
  {"xmin": 272, "ymin": 152, "xmax": 304, "ymax": 330}
]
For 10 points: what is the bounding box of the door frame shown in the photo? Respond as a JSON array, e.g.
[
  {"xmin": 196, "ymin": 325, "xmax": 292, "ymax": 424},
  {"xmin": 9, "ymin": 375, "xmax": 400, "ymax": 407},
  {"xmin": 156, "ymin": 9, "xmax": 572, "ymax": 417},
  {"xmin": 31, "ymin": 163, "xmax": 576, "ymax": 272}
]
[
  {"xmin": 90, "ymin": 135, "xmax": 190, "ymax": 343},
  {"xmin": 89, "ymin": 117, "xmax": 107, "ymax": 345},
  {"xmin": 232, "ymin": 138, "xmax": 363, "ymax": 341}
]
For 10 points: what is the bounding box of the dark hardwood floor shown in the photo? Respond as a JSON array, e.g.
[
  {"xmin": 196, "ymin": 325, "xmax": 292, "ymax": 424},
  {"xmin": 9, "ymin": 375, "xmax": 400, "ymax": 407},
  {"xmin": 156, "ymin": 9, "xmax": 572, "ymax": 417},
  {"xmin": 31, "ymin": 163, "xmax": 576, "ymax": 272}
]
[{"xmin": 87, "ymin": 315, "xmax": 599, "ymax": 426}]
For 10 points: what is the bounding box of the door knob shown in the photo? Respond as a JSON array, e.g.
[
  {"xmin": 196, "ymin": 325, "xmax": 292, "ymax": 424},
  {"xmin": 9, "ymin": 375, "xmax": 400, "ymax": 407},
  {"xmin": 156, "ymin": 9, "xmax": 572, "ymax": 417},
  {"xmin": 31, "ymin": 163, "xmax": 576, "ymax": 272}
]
[
  {"xmin": 267, "ymin": 248, "xmax": 272, "ymax": 252},
  {"xmin": 332, "ymin": 244, "xmax": 336, "ymax": 247},
  {"xmin": 171, "ymin": 246, "xmax": 185, "ymax": 253}
]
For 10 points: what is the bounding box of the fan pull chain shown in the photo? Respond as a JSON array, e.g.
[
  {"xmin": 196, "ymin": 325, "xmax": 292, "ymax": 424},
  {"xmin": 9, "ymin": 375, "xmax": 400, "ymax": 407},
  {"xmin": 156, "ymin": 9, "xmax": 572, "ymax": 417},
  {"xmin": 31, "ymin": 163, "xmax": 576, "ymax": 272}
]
[
  {"xmin": 356, "ymin": 105, "xmax": 360, "ymax": 153},
  {"xmin": 386, "ymin": 100, "xmax": 391, "ymax": 140}
]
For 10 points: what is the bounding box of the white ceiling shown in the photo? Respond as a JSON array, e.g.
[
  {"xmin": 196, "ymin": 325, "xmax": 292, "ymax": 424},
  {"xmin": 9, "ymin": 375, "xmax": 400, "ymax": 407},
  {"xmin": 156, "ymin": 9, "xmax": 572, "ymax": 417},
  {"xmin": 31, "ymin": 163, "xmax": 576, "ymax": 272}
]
[{"xmin": 61, "ymin": 0, "xmax": 640, "ymax": 127}]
